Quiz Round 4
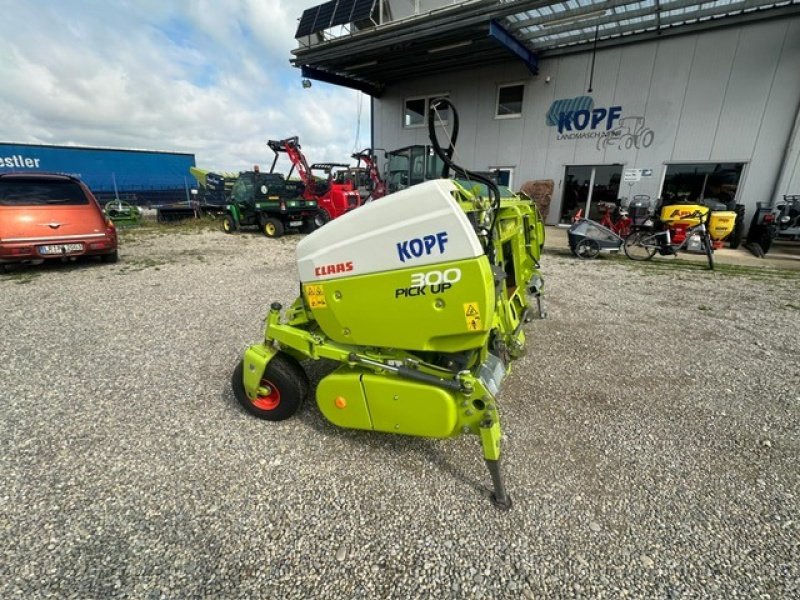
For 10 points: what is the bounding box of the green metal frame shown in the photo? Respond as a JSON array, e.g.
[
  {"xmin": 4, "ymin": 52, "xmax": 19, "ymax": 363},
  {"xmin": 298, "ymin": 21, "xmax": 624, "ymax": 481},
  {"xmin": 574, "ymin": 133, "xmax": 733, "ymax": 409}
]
[{"xmin": 238, "ymin": 180, "xmax": 544, "ymax": 509}]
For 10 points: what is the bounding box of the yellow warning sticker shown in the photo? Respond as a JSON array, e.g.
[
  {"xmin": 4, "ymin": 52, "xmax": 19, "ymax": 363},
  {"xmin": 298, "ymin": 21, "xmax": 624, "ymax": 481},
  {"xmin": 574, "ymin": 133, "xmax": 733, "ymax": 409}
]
[
  {"xmin": 305, "ymin": 284, "xmax": 327, "ymax": 308},
  {"xmin": 464, "ymin": 302, "xmax": 481, "ymax": 330}
]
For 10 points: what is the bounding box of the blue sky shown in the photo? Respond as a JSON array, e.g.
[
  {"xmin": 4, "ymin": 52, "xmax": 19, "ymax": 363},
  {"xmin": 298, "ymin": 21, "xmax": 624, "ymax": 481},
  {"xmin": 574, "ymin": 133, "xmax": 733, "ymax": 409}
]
[{"xmin": 0, "ymin": 0, "xmax": 371, "ymax": 173}]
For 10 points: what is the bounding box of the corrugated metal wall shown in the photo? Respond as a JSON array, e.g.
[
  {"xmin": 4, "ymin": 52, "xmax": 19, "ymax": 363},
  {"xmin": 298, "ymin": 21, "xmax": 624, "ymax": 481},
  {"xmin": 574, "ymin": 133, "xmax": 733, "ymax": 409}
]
[
  {"xmin": 375, "ymin": 16, "xmax": 800, "ymax": 224},
  {"xmin": 0, "ymin": 143, "xmax": 196, "ymax": 196}
]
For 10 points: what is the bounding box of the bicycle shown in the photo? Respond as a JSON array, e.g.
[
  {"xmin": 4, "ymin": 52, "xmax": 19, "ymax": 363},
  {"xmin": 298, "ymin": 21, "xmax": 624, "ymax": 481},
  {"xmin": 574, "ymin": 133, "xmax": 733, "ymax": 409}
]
[
  {"xmin": 623, "ymin": 209, "xmax": 715, "ymax": 270},
  {"xmin": 572, "ymin": 202, "xmax": 631, "ymax": 237}
]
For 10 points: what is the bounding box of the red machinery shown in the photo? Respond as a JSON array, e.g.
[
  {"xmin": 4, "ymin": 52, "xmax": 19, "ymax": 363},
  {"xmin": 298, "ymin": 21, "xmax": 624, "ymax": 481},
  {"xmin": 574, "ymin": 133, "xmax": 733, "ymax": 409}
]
[
  {"xmin": 351, "ymin": 149, "xmax": 386, "ymax": 201},
  {"xmin": 267, "ymin": 137, "xmax": 361, "ymax": 225}
]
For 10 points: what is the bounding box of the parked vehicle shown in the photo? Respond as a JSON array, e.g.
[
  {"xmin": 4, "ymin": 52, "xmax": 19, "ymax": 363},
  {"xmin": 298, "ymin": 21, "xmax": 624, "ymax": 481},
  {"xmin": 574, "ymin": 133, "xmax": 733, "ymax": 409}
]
[
  {"xmin": 104, "ymin": 199, "xmax": 142, "ymax": 226},
  {"xmin": 385, "ymin": 144, "xmax": 445, "ymax": 193},
  {"xmin": 747, "ymin": 194, "xmax": 800, "ymax": 255},
  {"xmin": 776, "ymin": 195, "xmax": 800, "ymax": 240},
  {"xmin": 267, "ymin": 137, "xmax": 361, "ymax": 226},
  {"xmin": 623, "ymin": 205, "xmax": 717, "ymax": 270},
  {"xmin": 0, "ymin": 173, "xmax": 118, "ymax": 271},
  {"xmin": 350, "ymin": 149, "xmax": 386, "ymax": 201},
  {"xmin": 222, "ymin": 167, "xmax": 319, "ymax": 238}
]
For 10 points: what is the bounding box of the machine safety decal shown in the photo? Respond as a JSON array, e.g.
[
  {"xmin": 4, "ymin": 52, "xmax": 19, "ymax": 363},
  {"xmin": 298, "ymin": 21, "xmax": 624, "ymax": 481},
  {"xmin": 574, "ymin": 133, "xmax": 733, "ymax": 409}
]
[
  {"xmin": 464, "ymin": 302, "xmax": 481, "ymax": 330},
  {"xmin": 305, "ymin": 284, "xmax": 327, "ymax": 308}
]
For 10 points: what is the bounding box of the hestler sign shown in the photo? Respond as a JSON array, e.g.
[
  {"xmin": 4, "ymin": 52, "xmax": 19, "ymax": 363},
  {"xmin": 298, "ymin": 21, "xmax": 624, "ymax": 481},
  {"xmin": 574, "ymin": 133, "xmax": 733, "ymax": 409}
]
[{"xmin": 0, "ymin": 143, "xmax": 195, "ymax": 192}]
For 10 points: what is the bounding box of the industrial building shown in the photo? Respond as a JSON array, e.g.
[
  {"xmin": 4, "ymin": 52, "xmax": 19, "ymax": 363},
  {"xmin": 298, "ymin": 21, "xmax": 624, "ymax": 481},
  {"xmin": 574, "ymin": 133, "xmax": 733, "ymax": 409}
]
[
  {"xmin": 292, "ymin": 0, "xmax": 800, "ymax": 226},
  {"xmin": 0, "ymin": 143, "xmax": 196, "ymax": 205}
]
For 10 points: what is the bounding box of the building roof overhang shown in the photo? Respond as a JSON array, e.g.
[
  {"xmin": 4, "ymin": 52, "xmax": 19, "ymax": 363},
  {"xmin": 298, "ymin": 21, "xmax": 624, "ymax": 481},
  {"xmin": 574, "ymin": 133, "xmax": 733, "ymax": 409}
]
[{"xmin": 292, "ymin": 0, "xmax": 800, "ymax": 97}]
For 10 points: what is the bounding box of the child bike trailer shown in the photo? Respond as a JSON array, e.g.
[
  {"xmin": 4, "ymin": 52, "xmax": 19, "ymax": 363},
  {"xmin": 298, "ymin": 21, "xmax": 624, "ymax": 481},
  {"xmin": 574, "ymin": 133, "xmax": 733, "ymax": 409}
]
[{"xmin": 568, "ymin": 218, "xmax": 624, "ymax": 259}]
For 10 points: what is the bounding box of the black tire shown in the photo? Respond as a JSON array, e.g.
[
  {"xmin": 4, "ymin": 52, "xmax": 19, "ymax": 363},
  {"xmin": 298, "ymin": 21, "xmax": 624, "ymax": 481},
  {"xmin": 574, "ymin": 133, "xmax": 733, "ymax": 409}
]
[
  {"xmin": 728, "ymin": 214, "xmax": 744, "ymax": 249},
  {"xmin": 575, "ymin": 238, "xmax": 600, "ymax": 259},
  {"xmin": 623, "ymin": 231, "xmax": 657, "ymax": 261},
  {"xmin": 222, "ymin": 215, "xmax": 236, "ymax": 234},
  {"xmin": 757, "ymin": 227, "xmax": 773, "ymax": 254},
  {"xmin": 100, "ymin": 249, "xmax": 119, "ymax": 263},
  {"xmin": 262, "ymin": 218, "xmax": 284, "ymax": 238},
  {"xmin": 704, "ymin": 232, "xmax": 715, "ymax": 270},
  {"xmin": 231, "ymin": 353, "xmax": 309, "ymax": 421},
  {"xmin": 313, "ymin": 210, "xmax": 331, "ymax": 229},
  {"xmin": 301, "ymin": 217, "xmax": 318, "ymax": 234}
]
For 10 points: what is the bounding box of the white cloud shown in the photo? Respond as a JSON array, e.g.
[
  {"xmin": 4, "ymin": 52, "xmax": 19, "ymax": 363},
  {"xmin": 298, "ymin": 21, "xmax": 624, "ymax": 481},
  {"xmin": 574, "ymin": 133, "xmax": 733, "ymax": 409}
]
[{"xmin": 0, "ymin": 0, "xmax": 371, "ymax": 175}]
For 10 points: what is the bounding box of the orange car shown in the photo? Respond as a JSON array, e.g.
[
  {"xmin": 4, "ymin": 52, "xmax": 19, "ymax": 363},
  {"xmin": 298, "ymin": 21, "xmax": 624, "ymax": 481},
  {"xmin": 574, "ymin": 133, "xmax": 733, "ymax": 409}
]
[{"xmin": 0, "ymin": 173, "xmax": 118, "ymax": 270}]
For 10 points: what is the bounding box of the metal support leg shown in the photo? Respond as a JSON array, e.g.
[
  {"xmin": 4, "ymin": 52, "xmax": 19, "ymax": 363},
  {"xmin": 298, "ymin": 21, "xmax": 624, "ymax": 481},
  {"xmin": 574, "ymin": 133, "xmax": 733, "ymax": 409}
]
[
  {"xmin": 485, "ymin": 458, "xmax": 512, "ymax": 510},
  {"xmin": 536, "ymin": 295, "xmax": 546, "ymax": 319},
  {"xmin": 479, "ymin": 417, "xmax": 512, "ymax": 510}
]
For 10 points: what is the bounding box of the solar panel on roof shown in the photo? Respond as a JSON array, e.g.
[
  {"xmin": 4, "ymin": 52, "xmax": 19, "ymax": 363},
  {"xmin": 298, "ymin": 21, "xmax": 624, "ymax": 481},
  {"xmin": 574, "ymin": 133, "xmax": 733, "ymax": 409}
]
[
  {"xmin": 313, "ymin": 1, "xmax": 337, "ymax": 32},
  {"xmin": 295, "ymin": 7, "xmax": 318, "ymax": 37},
  {"xmin": 351, "ymin": 0, "xmax": 376, "ymax": 22},
  {"xmin": 331, "ymin": 0, "xmax": 355, "ymax": 26}
]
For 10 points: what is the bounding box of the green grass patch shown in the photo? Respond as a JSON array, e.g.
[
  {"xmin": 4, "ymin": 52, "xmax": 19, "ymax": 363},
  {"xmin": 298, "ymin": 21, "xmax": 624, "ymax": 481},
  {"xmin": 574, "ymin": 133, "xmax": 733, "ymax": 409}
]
[{"xmin": 118, "ymin": 216, "xmax": 221, "ymax": 240}]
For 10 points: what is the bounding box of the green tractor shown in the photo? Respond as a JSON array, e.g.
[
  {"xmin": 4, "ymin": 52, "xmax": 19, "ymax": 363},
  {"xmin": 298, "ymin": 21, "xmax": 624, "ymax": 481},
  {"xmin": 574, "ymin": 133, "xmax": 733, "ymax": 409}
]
[
  {"xmin": 231, "ymin": 99, "xmax": 546, "ymax": 508},
  {"xmin": 222, "ymin": 168, "xmax": 321, "ymax": 238}
]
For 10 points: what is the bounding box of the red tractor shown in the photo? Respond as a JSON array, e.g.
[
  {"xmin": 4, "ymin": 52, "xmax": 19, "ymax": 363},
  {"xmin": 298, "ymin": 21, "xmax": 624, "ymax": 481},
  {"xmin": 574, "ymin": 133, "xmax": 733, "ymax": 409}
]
[
  {"xmin": 267, "ymin": 137, "xmax": 361, "ymax": 226},
  {"xmin": 351, "ymin": 149, "xmax": 387, "ymax": 201}
]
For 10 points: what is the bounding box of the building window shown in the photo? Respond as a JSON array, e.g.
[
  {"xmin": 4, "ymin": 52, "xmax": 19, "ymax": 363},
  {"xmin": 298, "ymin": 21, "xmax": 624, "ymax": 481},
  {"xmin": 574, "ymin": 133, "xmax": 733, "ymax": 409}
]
[
  {"xmin": 490, "ymin": 167, "xmax": 514, "ymax": 188},
  {"xmin": 404, "ymin": 95, "xmax": 449, "ymax": 128},
  {"xmin": 661, "ymin": 163, "xmax": 745, "ymax": 209},
  {"xmin": 496, "ymin": 84, "xmax": 524, "ymax": 118}
]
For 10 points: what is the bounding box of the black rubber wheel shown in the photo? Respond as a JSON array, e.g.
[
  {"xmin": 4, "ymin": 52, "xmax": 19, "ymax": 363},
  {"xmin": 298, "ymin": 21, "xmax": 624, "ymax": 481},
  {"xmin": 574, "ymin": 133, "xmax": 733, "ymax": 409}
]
[
  {"xmin": 222, "ymin": 215, "xmax": 236, "ymax": 234},
  {"xmin": 757, "ymin": 227, "xmax": 773, "ymax": 254},
  {"xmin": 313, "ymin": 210, "xmax": 331, "ymax": 229},
  {"xmin": 728, "ymin": 214, "xmax": 743, "ymax": 249},
  {"xmin": 704, "ymin": 232, "xmax": 715, "ymax": 270},
  {"xmin": 623, "ymin": 231, "xmax": 657, "ymax": 261},
  {"xmin": 262, "ymin": 218, "xmax": 284, "ymax": 238},
  {"xmin": 301, "ymin": 217, "xmax": 318, "ymax": 234},
  {"xmin": 100, "ymin": 249, "xmax": 119, "ymax": 263},
  {"xmin": 575, "ymin": 238, "xmax": 600, "ymax": 259},
  {"xmin": 231, "ymin": 353, "xmax": 309, "ymax": 421},
  {"xmin": 746, "ymin": 212, "xmax": 774, "ymax": 254}
]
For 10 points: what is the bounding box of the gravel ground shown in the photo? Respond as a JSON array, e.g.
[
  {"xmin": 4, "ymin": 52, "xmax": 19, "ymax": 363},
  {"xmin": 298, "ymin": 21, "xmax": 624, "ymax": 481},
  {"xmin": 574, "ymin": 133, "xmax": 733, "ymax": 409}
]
[{"xmin": 2, "ymin": 225, "xmax": 799, "ymax": 599}]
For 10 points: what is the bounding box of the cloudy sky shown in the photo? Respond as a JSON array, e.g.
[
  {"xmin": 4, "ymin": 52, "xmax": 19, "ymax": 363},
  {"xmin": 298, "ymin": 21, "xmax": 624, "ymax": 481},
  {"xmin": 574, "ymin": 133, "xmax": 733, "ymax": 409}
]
[{"xmin": 0, "ymin": 0, "xmax": 370, "ymax": 173}]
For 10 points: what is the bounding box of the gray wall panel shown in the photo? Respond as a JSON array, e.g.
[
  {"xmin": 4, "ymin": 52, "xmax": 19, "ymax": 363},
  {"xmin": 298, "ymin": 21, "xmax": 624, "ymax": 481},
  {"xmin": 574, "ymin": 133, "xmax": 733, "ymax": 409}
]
[
  {"xmin": 740, "ymin": 19, "xmax": 800, "ymax": 214},
  {"xmin": 672, "ymin": 29, "xmax": 739, "ymax": 160},
  {"xmin": 712, "ymin": 20, "xmax": 786, "ymax": 160}
]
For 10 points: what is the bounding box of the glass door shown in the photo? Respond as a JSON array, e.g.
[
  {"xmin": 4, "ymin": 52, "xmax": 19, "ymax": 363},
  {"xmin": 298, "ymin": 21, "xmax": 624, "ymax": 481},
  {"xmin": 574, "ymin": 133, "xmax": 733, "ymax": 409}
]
[{"xmin": 560, "ymin": 165, "xmax": 623, "ymax": 224}]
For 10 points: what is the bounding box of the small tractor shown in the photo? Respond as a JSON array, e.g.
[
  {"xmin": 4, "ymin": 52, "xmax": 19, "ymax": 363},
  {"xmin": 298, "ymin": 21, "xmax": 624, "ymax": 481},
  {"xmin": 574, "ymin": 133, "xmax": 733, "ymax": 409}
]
[
  {"xmin": 221, "ymin": 166, "xmax": 320, "ymax": 237},
  {"xmin": 746, "ymin": 194, "xmax": 800, "ymax": 255},
  {"xmin": 231, "ymin": 99, "xmax": 546, "ymax": 509},
  {"xmin": 267, "ymin": 137, "xmax": 362, "ymax": 226},
  {"xmin": 350, "ymin": 149, "xmax": 387, "ymax": 201}
]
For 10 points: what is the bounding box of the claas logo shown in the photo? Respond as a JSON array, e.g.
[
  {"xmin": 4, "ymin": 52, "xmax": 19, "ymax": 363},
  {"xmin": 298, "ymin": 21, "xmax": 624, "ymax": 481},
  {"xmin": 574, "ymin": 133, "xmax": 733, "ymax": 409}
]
[{"xmin": 314, "ymin": 261, "xmax": 354, "ymax": 277}]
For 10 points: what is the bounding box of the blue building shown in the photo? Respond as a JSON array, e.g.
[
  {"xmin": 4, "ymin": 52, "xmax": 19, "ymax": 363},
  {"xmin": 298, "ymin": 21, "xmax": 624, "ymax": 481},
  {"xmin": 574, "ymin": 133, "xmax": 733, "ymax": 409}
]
[{"xmin": 0, "ymin": 142, "xmax": 196, "ymax": 205}]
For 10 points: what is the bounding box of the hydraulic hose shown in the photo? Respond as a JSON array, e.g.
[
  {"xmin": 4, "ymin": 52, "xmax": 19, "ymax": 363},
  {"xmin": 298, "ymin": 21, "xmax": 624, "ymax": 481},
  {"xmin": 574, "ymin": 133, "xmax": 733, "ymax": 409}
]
[{"xmin": 427, "ymin": 97, "xmax": 501, "ymax": 263}]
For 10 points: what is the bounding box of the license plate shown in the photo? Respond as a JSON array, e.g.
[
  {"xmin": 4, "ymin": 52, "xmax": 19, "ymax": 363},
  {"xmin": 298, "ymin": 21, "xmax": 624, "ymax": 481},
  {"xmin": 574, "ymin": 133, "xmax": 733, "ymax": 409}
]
[
  {"xmin": 39, "ymin": 243, "xmax": 84, "ymax": 255},
  {"xmin": 288, "ymin": 220, "xmax": 303, "ymax": 227}
]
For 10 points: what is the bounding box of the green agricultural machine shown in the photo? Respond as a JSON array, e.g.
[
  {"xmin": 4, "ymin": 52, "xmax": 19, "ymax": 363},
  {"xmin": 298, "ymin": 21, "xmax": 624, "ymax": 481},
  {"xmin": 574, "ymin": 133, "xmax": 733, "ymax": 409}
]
[
  {"xmin": 222, "ymin": 168, "xmax": 320, "ymax": 237},
  {"xmin": 231, "ymin": 99, "xmax": 546, "ymax": 508}
]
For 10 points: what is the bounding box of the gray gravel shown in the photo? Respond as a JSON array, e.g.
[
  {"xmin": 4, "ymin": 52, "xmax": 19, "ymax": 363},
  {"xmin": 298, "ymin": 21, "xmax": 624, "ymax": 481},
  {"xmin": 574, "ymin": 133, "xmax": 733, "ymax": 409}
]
[{"xmin": 2, "ymin": 226, "xmax": 799, "ymax": 599}]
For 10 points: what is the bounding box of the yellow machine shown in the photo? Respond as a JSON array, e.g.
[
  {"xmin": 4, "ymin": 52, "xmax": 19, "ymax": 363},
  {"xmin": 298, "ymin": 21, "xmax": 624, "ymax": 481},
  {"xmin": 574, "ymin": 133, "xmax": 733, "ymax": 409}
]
[{"xmin": 661, "ymin": 204, "xmax": 736, "ymax": 241}]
